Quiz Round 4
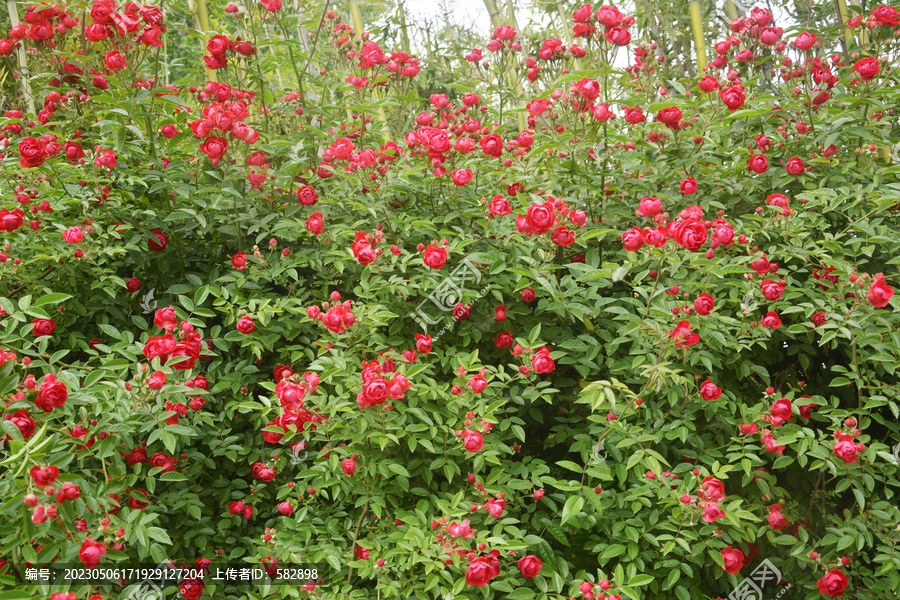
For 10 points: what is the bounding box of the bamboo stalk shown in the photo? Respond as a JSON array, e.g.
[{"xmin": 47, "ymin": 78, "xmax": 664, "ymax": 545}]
[
  {"xmin": 724, "ymin": 0, "xmax": 740, "ymax": 21},
  {"xmin": 6, "ymin": 0, "xmax": 36, "ymax": 115},
  {"xmin": 186, "ymin": 0, "xmax": 216, "ymax": 82},
  {"xmin": 482, "ymin": 0, "xmax": 525, "ymax": 131},
  {"xmin": 835, "ymin": 0, "xmax": 853, "ymax": 48},
  {"xmin": 688, "ymin": 0, "xmax": 708, "ymax": 73},
  {"xmin": 397, "ymin": 0, "xmax": 411, "ymax": 54},
  {"xmin": 554, "ymin": 0, "xmax": 582, "ymax": 71},
  {"xmin": 348, "ymin": 0, "xmax": 392, "ymax": 141}
]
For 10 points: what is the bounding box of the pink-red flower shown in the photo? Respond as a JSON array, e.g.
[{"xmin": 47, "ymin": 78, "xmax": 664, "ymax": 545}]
[
  {"xmin": 669, "ymin": 320, "xmax": 700, "ymax": 348},
  {"xmin": 817, "ymin": 569, "xmax": 849, "ymax": 597},
  {"xmin": 867, "ymin": 275, "xmax": 894, "ymax": 307},
  {"xmin": 517, "ymin": 555, "xmax": 542, "ymax": 578},
  {"xmin": 423, "ymin": 245, "xmax": 447, "ymax": 269},
  {"xmin": 465, "ymin": 550, "xmax": 500, "ymax": 586},
  {"xmin": 721, "ymin": 546, "xmax": 744, "ymax": 574}
]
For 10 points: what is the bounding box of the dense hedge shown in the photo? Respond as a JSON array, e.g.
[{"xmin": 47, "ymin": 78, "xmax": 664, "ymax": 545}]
[{"xmin": 1, "ymin": 1, "xmax": 899, "ymax": 600}]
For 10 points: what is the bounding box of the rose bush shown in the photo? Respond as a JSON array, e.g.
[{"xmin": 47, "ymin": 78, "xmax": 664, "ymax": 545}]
[{"xmin": 1, "ymin": 1, "xmax": 900, "ymax": 600}]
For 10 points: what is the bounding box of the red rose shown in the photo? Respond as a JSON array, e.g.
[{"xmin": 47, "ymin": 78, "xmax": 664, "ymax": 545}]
[
  {"xmin": 232, "ymin": 252, "xmax": 248, "ymax": 270},
  {"xmin": 423, "ymin": 245, "xmax": 448, "ymax": 269},
  {"xmin": 833, "ymin": 434, "xmax": 859, "ymax": 464},
  {"xmin": 521, "ymin": 288, "xmax": 536, "ymax": 302},
  {"xmin": 672, "ymin": 220, "xmax": 708, "ymax": 251},
  {"xmin": 867, "ymin": 276, "xmax": 894, "ymax": 307},
  {"xmin": 451, "ymin": 169, "xmax": 473, "ymax": 187},
  {"xmin": 0, "ymin": 209, "xmax": 25, "ymax": 232},
  {"xmin": 362, "ymin": 378, "xmax": 388, "ymax": 406},
  {"xmin": 453, "ymin": 303, "xmax": 472, "ymax": 321},
  {"xmin": 31, "ymin": 318, "xmax": 56, "ymax": 338},
  {"xmin": 699, "ymin": 379, "xmax": 722, "ymax": 400},
  {"xmin": 30, "ymin": 465, "xmax": 60, "ymax": 487},
  {"xmin": 128, "ymin": 488, "xmax": 150, "ymax": 509},
  {"xmin": 297, "ymin": 186, "xmax": 319, "ymax": 206},
  {"xmin": 150, "ymin": 453, "xmax": 178, "ymax": 472},
  {"xmin": 207, "ymin": 34, "xmax": 229, "ymax": 56},
  {"xmin": 463, "ymin": 430, "xmax": 484, "ymax": 452},
  {"xmin": 489, "ymin": 195, "xmax": 512, "ymax": 216},
  {"xmin": 550, "ymin": 225, "xmax": 575, "ymax": 247},
  {"xmin": 767, "ymin": 504, "xmax": 788, "ymax": 530},
  {"xmin": 494, "ymin": 331, "xmax": 514, "ymax": 349},
  {"xmin": 669, "ymin": 320, "xmax": 699, "ymax": 348},
  {"xmin": 761, "ymin": 310, "xmax": 782, "ymax": 329},
  {"xmin": 698, "ymin": 75, "xmax": 719, "ymax": 92},
  {"xmin": 622, "ymin": 227, "xmax": 644, "ymax": 251},
  {"xmin": 770, "ymin": 398, "xmax": 792, "ymax": 426},
  {"xmin": 94, "ymin": 149, "xmax": 117, "ymax": 169},
  {"xmin": 415, "ymin": 334, "xmax": 432, "ymax": 354},
  {"xmin": 792, "ymin": 32, "xmax": 817, "ymax": 51},
  {"xmin": 464, "ymin": 547, "xmax": 499, "ymax": 583},
  {"xmin": 19, "ymin": 137, "xmax": 46, "ymax": 168},
  {"xmin": 817, "ymin": 569, "xmax": 849, "ymax": 597},
  {"xmin": 524, "ymin": 202, "xmax": 557, "ymax": 235},
  {"xmin": 721, "ymin": 546, "xmax": 744, "ymax": 574},
  {"xmin": 517, "ymin": 555, "xmax": 542, "ymax": 578},
  {"xmin": 604, "ymin": 26, "xmax": 631, "ymax": 46},
  {"xmin": 179, "ymin": 579, "xmax": 205, "ymax": 600},
  {"xmin": 305, "ymin": 212, "xmax": 324, "ymax": 236},
  {"xmin": 148, "ymin": 229, "xmax": 168, "ymax": 251},
  {"xmin": 5, "ymin": 410, "xmax": 36, "ymax": 439},
  {"xmin": 872, "ymin": 5, "xmax": 899, "ymax": 26},
  {"xmin": 148, "ymin": 370, "xmax": 166, "ymax": 390},
  {"xmin": 624, "ymin": 106, "xmax": 645, "ymax": 124},
  {"xmin": 718, "ymin": 85, "xmax": 745, "ymax": 111},
  {"xmin": 125, "ymin": 277, "xmax": 141, "ymax": 293},
  {"xmin": 747, "ymin": 154, "xmax": 768, "ymax": 173},
  {"xmin": 656, "ymin": 106, "xmax": 683, "ymax": 128},
  {"xmin": 236, "ymin": 316, "xmax": 255, "ymax": 334},
  {"xmin": 104, "ymin": 50, "xmax": 126, "ymax": 71},
  {"xmin": 760, "ymin": 279, "xmax": 784, "ymax": 301},
  {"xmin": 679, "ymin": 177, "xmax": 697, "ymax": 195},
  {"xmin": 785, "ymin": 156, "xmax": 805, "ymax": 175},
  {"xmin": 532, "ymin": 348, "xmax": 555, "ymax": 373},
  {"xmin": 78, "ymin": 539, "xmax": 107, "ymax": 569},
  {"xmin": 699, "ymin": 476, "xmax": 725, "ymax": 502},
  {"xmin": 480, "ymin": 133, "xmax": 503, "ymax": 158},
  {"xmin": 694, "ymin": 293, "xmax": 714, "ymax": 315},
  {"xmin": 200, "ymin": 136, "xmax": 229, "ymax": 164},
  {"xmin": 853, "ymin": 57, "xmax": 881, "ymax": 81},
  {"xmin": 572, "ymin": 77, "xmax": 600, "ymax": 100},
  {"xmin": 596, "ymin": 5, "xmax": 622, "ymax": 26}
]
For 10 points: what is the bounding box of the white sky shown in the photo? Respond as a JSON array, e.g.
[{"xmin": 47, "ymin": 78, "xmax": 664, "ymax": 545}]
[{"xmin": 403, "ymin": 0, "xmax": 500, "ymax": 34}]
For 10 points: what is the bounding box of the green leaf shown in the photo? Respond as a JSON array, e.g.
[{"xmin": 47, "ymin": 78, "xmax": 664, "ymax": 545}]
[
  {"xmin": 388, "ymin": 463, "xmax": 410, "ymax": 478},
  {"xmin": 147, "ymin": 526, "xmax": 173, "ymax": 545},
  {"xmin": 33, "ymin": 293, "xmax": 72, "ymax": 307},
  {"xmin": 628, "ymin": 574, "xmax": 654, "ymax": 587},
  {"xmin": 560, "ymin": 495, "xmax": 585, "ymax": 526},
  {"xmin": 600, "ymin": 544, "xmax": 627, "ymax": 562}
]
